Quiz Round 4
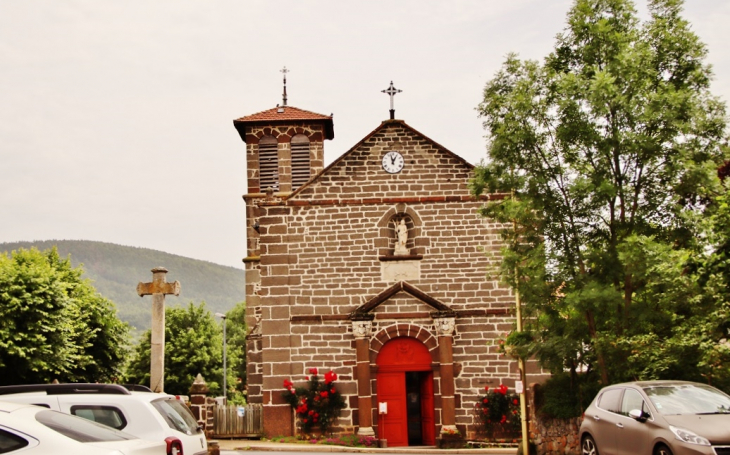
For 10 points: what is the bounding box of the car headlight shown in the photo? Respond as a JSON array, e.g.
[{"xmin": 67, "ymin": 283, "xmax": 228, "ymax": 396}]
[{"xmin": 669, "ymin": 425, "xmax": 710, "ymax": 446}]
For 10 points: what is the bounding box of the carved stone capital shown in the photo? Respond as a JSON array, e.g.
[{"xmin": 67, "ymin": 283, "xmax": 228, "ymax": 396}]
[
  {"xmin": 352, "ymin": 320, "xmax": 372, "ymax": 339},
  {"xmin": 434, "ymin": 317, "xmax": 456, "ymax": 337}
]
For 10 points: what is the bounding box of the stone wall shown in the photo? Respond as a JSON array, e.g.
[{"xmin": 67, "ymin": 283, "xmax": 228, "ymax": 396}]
[{"xmin": 528, "ymin": 383, "xmax": 583, "ymax": 455}]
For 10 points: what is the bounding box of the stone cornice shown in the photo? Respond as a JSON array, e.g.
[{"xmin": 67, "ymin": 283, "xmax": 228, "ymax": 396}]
[
  {"xmin": 285, "ymin": 193, "xmax": 506, "ymax": 207},
  {"xmin": 290, "ymin": 307, "xmax": 511, "ymax": 323}
]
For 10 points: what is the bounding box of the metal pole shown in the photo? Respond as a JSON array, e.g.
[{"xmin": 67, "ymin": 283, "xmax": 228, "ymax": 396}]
[
  {"xmin": 511, "ymin": 183, "xmax": 530, "ymax": 455},
  {"xmin": 514, "ymin": 274, "xmax": 529, "ymax": 455},
  {"xmin": 216, "ymin": 313, "xmax": 227, "ymax": 403}
]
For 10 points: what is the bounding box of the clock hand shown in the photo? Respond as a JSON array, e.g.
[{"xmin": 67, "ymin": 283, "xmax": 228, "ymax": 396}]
[{"xmin": 391, "ymin": 155, "xmax": 396, "ymax": 164}]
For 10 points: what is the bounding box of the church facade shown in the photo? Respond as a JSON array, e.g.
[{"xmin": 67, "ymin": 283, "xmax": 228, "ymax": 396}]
[{"xmin": 233, "ymin": 95, "xmax": 527, "ymax": 444}]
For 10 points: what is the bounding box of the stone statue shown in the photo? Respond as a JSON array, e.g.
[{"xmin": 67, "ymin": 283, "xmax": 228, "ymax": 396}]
[{"xmin": 394, "ymin": 219, "xmax": 409, "ymax": 256}]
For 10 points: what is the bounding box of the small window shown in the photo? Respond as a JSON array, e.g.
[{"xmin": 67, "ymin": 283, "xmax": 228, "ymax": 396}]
[
  {"xmin": 291, "ymin": 134, "xmax": 311, "ymax": 190},
  {"xmin": 151, "ymin": 398, "xmax": 201, "ymax": 435},
  {"xmin": 70, "ymin": 405, "xmax": 127, "ymax": 430},
  {"xmin": 0, "ymin": 430, "xmax": 29, "ymax": 453},
  {"xmin": 35, "ymin": 409, "xmax": 133, "ymax": 442},
  {"xmin": 597, "ymin": 388, "xmax": 623, "ymax": 414},
  {"xmin": 259, "ymin": 136, "xmax": 279, "ymax": 191},
  {"xmin": 621, "ymin": 388, "xmax": 651, "ymax": 418}
]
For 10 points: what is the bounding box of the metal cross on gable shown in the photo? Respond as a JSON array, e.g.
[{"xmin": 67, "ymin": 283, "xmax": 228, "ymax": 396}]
[
  {"xmin": 381, "ymin": 81, "xmax": 402, "ymax": 120},
  {"xmin": 280, "ymin": 66, "xmax": 289, "ymax": 106}
]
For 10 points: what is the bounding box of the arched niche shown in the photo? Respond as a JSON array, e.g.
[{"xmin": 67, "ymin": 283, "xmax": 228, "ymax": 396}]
[{"xmin": 375, "ymin": 205, "xmax": 424, "ymax": 257}]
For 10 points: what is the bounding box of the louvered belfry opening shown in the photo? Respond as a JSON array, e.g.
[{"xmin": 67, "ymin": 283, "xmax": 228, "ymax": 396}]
[
  {"xmin": 290, "ymin": 134, "xmax": 311, "ymax": 190},
  {"xmin": 258, "ymin": 136, "xmax": 278, "ymax": 191}
]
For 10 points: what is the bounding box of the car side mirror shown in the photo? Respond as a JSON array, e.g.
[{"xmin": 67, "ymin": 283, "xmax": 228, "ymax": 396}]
[{"xmin": 629, "ymin": 409, "xmax": 647, "ymax": 422}]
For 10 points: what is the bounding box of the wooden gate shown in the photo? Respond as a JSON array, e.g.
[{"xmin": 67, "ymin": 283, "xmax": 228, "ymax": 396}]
[{"xmin": 212, "ymin": 404, "xmax": 263, "ymax": 438}]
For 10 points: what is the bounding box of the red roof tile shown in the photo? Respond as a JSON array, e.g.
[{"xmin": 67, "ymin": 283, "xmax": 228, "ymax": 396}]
[
  {"xmin": 233, "ymin": 105, "xmax": 335, "ymax": 142},
  {"xmin": 234, "ymin": 105, "xmax": 331, "ymax": 122}
]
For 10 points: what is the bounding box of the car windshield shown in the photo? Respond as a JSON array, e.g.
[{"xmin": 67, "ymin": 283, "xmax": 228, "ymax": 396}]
[
  {"xmin": 643, "ymin": 384, "xmax": 730, "ymax": 416},
  {"xmin": 35, "ymin": 410, "xmax": 135, "ymax": 442},
  {"xmin": 151, "ymin": 398, "xmax": 200, "ymax": 435}
]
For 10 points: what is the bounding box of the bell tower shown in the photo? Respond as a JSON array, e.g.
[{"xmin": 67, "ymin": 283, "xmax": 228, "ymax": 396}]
[
  {"xmin": 233, "ymin": 68, "xmax": 334, "ymax": 196},
  {"xmin": 232, "ymin": 104, "xmax": 334, "ymax": 195},
  {"xmin": 232, "ymin": 72, "xmax": 334, "ymax": 412}
]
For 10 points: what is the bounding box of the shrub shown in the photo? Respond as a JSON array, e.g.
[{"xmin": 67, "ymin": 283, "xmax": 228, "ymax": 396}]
[
  {"xmin": 535, "ymin": 373, "xmax": 602, "ymax": 419},
  {"xmin": 282, "ymin": 369, "xmax": 346, "ymax": 434},
  {"xmin": 475, "ymin": 384, "xmax": 521, "ymax": 439}
]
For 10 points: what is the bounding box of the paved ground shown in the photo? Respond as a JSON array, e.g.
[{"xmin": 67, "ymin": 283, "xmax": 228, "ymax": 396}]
[{"xmin": 212, "ymin": 439, "xmax": 517, "ymax": 454}]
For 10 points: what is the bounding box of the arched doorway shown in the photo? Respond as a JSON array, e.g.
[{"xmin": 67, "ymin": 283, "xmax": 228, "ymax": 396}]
[{"xmin": 376, "ymin": 337, "xmax": 436, "ymax": 446}]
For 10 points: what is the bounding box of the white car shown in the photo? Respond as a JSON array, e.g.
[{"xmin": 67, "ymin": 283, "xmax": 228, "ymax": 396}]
[
  {"xmin": 0, "ymin": 384, "xmax": 207, "ymax": 455},
  {"xmin": 0, "ymin": 400, "xmax": 169, "ymax": 455}
]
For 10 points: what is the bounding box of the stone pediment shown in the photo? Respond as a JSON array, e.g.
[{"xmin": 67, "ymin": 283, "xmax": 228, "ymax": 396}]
[
  {"xmin": 350, "ymin": 281, "xmax": 455, "ymax": 319},
  {"xmin": 284, "ymin": 119, "xmax": 475, "ymax": 202}
]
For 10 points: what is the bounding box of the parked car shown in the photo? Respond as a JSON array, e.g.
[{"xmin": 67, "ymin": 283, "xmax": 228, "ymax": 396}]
[
  {"xmin": 0, "ymin": 400, "xmax": 170, "ymax": 454},
  {"xmin": 0, "ymin": 384, "xmax": 206, "ymax": 455},
  {"xmin": 579, "ymin": 380, "xmax": 730, "ymax": 455}
]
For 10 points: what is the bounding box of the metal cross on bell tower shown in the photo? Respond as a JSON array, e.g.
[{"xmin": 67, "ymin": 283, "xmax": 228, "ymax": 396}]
[
  {"xmin": 381, "ymin": 81, "xmax": 402, "ymax": 120},
  {"xmin": 281, "ymin": 66, "xmax": 289, "ymax": 106}
]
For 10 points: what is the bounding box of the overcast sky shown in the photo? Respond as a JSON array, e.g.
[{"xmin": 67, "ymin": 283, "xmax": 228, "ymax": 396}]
[{"xmin": 1, "ymin": 0, "xmax": 728, "ymax": 270}]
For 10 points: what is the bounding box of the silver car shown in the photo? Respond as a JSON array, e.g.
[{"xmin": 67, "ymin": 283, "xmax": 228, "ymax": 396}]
[{"xmin": 579, "ymin": 380, "xmax": 730, "ymax": 455}]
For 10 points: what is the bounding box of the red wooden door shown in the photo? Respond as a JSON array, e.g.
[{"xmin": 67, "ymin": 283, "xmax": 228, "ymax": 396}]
[
  {"xmin": 420, "ymin": 372, "xmax": 435, "ymax": 445},
  {"xmin": 376, "ymin": 337, "xmax": 434, "ymax": 447},
  {"xmin": 377, "ymin": 372, "xmax": 407, "ymax": 446}
]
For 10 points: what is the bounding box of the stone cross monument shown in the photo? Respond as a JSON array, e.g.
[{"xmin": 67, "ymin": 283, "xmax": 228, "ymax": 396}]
[{"xmin": 137, "ymin": 267, "xmax": 180, "ymax": 393}]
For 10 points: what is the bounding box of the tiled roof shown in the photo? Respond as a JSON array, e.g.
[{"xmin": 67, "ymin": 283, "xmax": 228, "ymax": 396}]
[
  {"xmin": 233, "ymin": 105, "xmax": 335, "ymax": 142},
  {"xmin": 234, "ymin": 105, "xmax": 331, "ymax": 122}
]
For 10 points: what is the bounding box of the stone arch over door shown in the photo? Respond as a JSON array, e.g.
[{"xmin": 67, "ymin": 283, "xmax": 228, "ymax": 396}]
[
  {"xmin": 375, "ymin": 337, "xmax": 436, "ymax": 447},
  {"xmin": 369, "ymin": 323, "xmax": 438, "ymax": 364}
]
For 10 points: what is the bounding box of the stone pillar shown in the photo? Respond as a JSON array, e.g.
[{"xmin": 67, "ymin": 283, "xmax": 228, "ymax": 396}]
[
  {"xmin": 150, "ymin": 291, "xmax": 165, "ymax": 392},
  {"xmin": 189, "ymin": 374, "xmax": 212, "ymax": 436},
  {"xmin": 137, "ymin": 267, "xmax": 180, "ymax": 393},
  {"xmin": 435, "ymin": 316, "xmax": 458, "ymax": 434},
  {"xmin": 352, "ymin": 318, "xmax": 375, "ymax": 436}
]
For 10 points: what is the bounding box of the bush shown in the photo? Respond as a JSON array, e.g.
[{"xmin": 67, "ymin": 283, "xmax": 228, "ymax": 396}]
[
  {"xmin": 475, "ymin": 384, "xmax": 521, "ymax": 439},
  {"xmin": 282, "ymin": 369, "xmax": 346, "ymax": 434},
  {"xmin": 535, "ymin": 373, "xmax": 602, "ymax": 419}
]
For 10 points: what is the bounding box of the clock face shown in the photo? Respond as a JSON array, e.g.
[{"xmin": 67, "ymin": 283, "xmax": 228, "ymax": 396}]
[{"xmin": 382, "ymin": 151, "xmax": 404, "ymax": 174}]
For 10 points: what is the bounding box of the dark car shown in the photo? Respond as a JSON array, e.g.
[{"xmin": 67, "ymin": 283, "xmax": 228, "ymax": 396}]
[{"xmin": 579, "ymin": 380, "xmax": 730, "ymax": 455}]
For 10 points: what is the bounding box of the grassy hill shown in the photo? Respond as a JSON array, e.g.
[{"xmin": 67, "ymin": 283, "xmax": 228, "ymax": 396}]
[{"xmin": 0, "ymin": 240, "xmax": 245, "ymax": 331}]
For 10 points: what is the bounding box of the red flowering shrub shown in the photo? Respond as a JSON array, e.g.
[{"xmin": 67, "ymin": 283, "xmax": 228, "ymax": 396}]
[
  {"xmin": 282, "ymin": 368, "xmax": 346, "ymax": 434},
  {"xmin": 475, "ymin": 384, "xmax": 521, "ymax": 439}
]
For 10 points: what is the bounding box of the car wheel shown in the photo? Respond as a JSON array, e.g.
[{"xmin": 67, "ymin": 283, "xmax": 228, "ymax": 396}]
[
  {"xmin": 654, "ymin": 445, "xmax": 673, "ymax": 455},
  {"xmin": 581, "ymin": 435, "xmax": 599, "ymax": 455}
]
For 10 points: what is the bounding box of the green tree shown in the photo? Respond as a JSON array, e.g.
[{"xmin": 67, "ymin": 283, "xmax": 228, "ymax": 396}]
[
  {"xmin": 0, "ymin": 247, "xmax": 129, "ymax": 384},
  {"xmin": 676, "ymin": 174, "xmax": 730, "ymax": 391},
  {"xmin": 126, "ymin": 302, "xmax": 225, "ymax": 396},
  {"xmin": 472, "ymin": 0, "xmax": 728, "ymax": 387},
  {"xmin": 224, "ymin": 301, "xmax": 247, "ymax": 403}
]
